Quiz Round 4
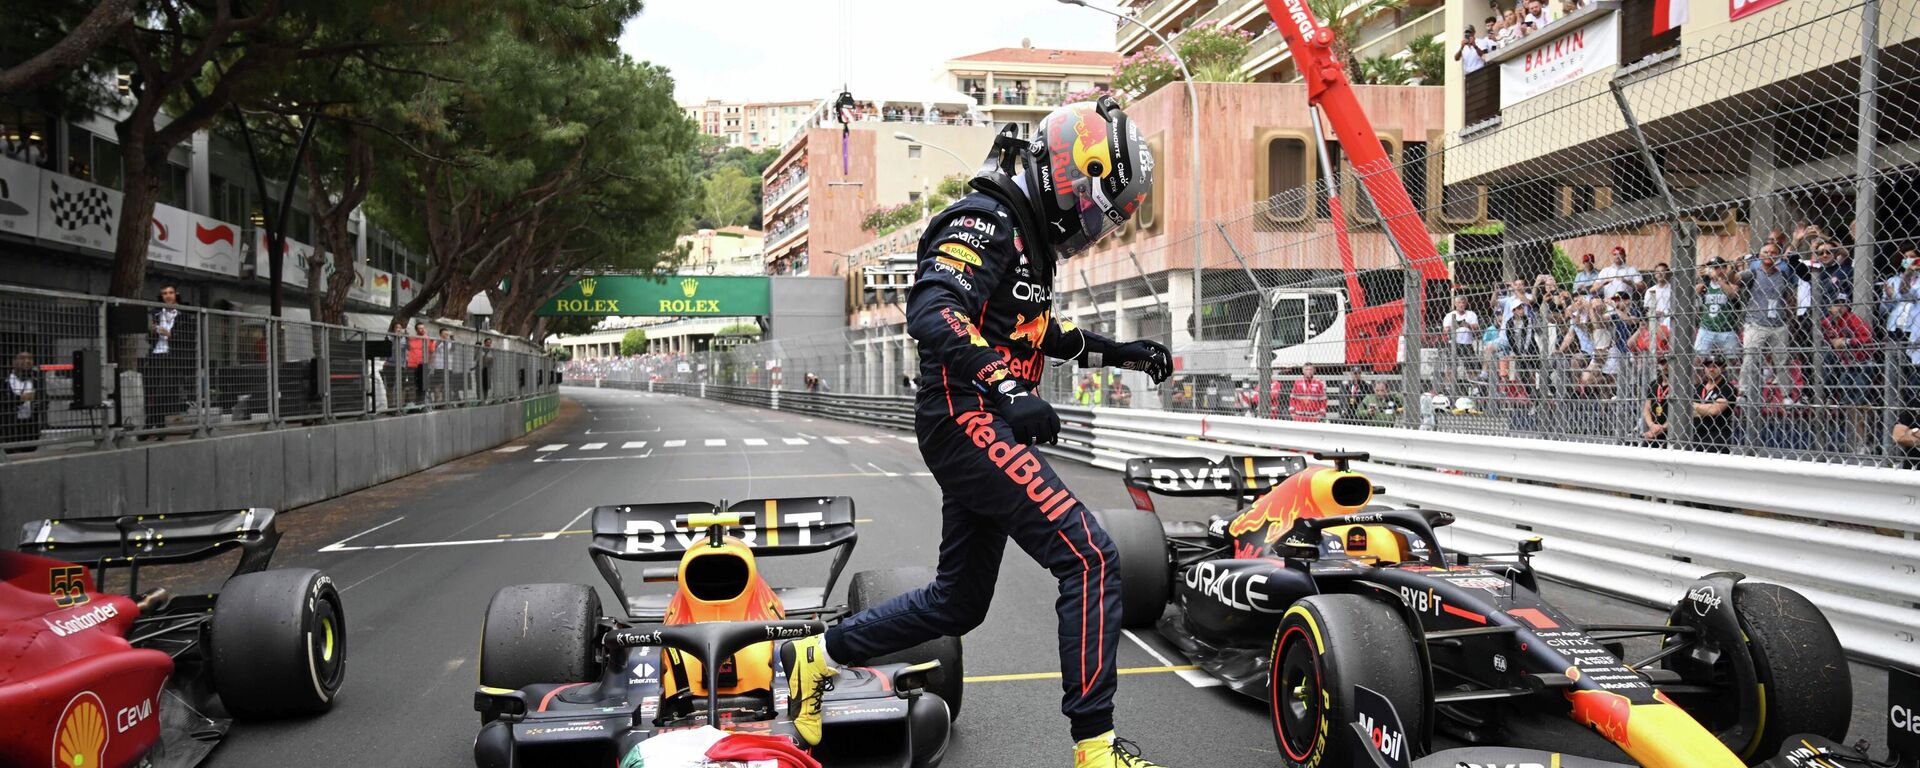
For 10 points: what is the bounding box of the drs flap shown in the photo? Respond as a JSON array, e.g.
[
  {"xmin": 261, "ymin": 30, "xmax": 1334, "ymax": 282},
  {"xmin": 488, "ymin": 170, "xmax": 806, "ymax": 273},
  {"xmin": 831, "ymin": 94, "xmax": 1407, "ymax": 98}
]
[
  {"xmin": 590, "ymin": 496, "xmax": 857, "ymax": 561},
  {"xmin": 1123, "ymin": 455, "xmax": 1304, "ymax": 499}
]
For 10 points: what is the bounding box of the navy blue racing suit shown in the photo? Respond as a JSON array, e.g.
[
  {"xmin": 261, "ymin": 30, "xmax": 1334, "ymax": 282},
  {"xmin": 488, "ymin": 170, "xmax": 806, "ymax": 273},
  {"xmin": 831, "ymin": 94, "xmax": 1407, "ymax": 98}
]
[{"xmin": 822, "ymin": 192, "xmax": 1125, "ymax": 742}]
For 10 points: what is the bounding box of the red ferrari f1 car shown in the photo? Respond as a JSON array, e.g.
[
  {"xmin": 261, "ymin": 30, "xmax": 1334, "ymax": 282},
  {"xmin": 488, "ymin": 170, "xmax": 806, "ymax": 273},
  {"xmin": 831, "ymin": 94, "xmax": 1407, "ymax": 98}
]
[
  {"xmin": 1094, "ymin": 451, "xmax": 1914, "ymax": 768},
  {"xmin": 1, "ymin": 508, "xmax": 346, "ymax": 768}
]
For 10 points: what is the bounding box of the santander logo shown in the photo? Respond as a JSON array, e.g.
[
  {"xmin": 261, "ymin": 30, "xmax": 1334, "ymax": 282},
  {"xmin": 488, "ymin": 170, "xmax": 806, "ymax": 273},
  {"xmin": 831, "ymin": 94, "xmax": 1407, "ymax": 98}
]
[
  {"xmin": 44, "ymin": 602, "xmax": 118, "ymax": 637},
  {"xmin": 195, "ymin": 222, "xmax": 236, "ymax": 246}
]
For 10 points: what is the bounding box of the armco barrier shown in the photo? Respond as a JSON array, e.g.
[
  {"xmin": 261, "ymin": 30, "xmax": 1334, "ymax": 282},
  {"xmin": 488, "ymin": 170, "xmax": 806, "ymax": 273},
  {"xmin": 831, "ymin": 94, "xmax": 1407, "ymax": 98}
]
[
  {"xmin": 612, "ymin": 380, "xmax": 1920, "ymax": 667},
  {"xmin": 0, "ymin": 395, "xmax": 557, "ymax": 535}
]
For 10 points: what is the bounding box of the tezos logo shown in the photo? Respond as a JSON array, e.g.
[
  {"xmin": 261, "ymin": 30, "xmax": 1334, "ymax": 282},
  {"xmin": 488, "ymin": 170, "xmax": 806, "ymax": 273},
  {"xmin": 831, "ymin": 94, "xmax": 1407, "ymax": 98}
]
[
  {"xmin": 765, "ymin": 625, "xmax": 812, "ymax": 640},
  {"xmin": 1688, "ymin": 585, "xmax": 1722, "ymax": 617}
]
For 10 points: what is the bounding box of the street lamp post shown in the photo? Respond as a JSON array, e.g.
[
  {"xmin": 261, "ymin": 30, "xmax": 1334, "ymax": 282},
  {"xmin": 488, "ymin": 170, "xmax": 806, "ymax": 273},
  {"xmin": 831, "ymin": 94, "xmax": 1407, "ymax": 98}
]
[
  {"xmin": 1058, "ymin": 0, "xmax": 1204, "ymax": 345},
  {"xmin": 892, "ymin": 132, "xmax": 972, "ymax": 176}
]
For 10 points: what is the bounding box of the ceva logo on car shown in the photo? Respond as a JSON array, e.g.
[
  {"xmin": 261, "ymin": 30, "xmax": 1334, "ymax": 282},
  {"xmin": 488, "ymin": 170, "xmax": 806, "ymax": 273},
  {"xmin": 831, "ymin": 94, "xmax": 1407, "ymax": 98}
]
[{"xmin": 116, "ymin": 696, "xmax": 153, "ymax": 733}]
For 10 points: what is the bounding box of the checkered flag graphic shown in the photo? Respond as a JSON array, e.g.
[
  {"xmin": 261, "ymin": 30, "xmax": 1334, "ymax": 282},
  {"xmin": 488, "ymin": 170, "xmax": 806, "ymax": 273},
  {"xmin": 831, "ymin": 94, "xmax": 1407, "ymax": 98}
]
[{"xmin": 47, "ymin": 180, "xmax": 113, "ymax": 234}]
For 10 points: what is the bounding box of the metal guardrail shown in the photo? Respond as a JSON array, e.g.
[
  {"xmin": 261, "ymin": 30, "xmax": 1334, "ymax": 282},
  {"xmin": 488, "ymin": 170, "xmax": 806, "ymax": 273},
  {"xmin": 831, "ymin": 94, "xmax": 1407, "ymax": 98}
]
[
  {"xmin": 1, "ymin": 285, "xmax": 559, "ymax": 458},
  {"xmin": 593, "ymin": 378, "xmax": 1920, "ymax": 667}
]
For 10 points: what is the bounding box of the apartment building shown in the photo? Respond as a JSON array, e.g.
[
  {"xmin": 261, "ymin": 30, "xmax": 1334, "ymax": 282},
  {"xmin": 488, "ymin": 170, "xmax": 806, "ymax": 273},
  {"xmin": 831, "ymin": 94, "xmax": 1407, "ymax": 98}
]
[
  {"xmin": 943, "ymin": 44, "xmax": 1119, "ymax": 135},
  {"xmin": 1114, "ymin": 0, "xmax": 1444, "ymax": 83},
  {"xmin": 677, "ymin": 227, "xmax": 765, "ymax": 276},
  {"xmin": 681, "ymin": 99, "xmax": 817, "ymax": 151}
]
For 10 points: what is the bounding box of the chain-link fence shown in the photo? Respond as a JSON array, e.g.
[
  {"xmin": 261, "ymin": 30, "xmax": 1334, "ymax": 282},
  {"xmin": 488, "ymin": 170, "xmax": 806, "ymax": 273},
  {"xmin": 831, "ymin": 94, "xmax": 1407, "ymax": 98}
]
[
  {"xmin": 568, "ymin": 0, "xmax": 1920, "ymax": 470},
  {"xmin": 0, "ymin": 284, "xmax": 558, "ymax": 457}
]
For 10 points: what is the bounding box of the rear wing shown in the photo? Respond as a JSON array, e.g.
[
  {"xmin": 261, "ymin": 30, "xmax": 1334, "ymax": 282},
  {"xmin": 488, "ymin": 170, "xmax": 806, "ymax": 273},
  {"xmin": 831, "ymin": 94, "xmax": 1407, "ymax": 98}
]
[
  {"xmin": 588, "ymin": 496, "xmax": 858, "ymax": 620},
  {"xmin": 1122, "ymin": 455, "xmax": 1306, "ymax": 511},
  {"xmin": 16, "ymin": 508, "xmax": 280, "ymax": 593}
]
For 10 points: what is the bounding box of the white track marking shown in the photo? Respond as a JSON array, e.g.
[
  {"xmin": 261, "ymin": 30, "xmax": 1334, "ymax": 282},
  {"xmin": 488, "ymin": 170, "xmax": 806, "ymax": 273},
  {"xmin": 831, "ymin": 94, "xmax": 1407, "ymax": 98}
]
[
  {"xmin": 318, "ymin": 517, "xmax": 407, "ymax": 552},
  {"xmin": 893, "ymin": 436, "xmax": 916, "ymax": 443},
  {"xmin": 539, "ymin": 507, "xmax": 594, "ymax": 540},
  {"xmin": 1123, "ymin": 630, "xmax": 1221, "ymax": 688},
  {"xmin": 825, "ymin": 437, "xmax": 849, "ymax": 445},
  {"xmin": 664, "ymin": 440, "xmax": 686, "ymax": 448},
  {"xmin": 494, "ymin": 446, "xmax": 526, "ymax": 453},
  {"xmin": 535, "ymin": 450, "xmax": 653, "ymax": 464},
  {"xmin": 782, "ymin": 438, "xmax": 808, "ymax": 446},
  {"xmin": 705, "ymin": 438, "xmax": 726, "ymax": 447},
  {"xmin": 867, "ymin": 462, "xmax": 900, "ymax": 477},
  {"xmin": 538, "ymin": 444, "xmax": 566, "ymax": 452},
  {"xmin": 580, "ymin": 442, "xmax": 607, "ymax": 450},
  {"xmin": 621, "ymin": 441, "xmax": 648, "ymax": 449},
  {"xmin": 744, "ymin": 438, "xmax": 768, "ymax": 446},
  {"xmin": 857, "ymin": 437, "xmax": 882, "ymax": 444}
]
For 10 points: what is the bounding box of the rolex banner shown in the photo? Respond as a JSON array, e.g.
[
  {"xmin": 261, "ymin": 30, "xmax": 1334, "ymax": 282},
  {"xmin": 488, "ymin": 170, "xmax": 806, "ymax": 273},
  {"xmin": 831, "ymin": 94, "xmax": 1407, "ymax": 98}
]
[{"xmin": 537, "ymin": 275, "xmax": 772, "ymax": 317}]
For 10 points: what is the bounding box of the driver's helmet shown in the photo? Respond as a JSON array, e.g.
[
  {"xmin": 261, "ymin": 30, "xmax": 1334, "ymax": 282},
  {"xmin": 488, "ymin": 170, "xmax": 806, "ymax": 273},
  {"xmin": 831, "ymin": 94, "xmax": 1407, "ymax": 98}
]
[
  {"xmin": 1453, "ymin": 396, "xmax": 1477, "ymax": 412},
  {"xmin": 1428, "ymin": 393, "xmax": 1450, "ymax": 412},
  {"xmin": 1027, "ymin": 96, "xmax": 1153, "ymax": 259}
]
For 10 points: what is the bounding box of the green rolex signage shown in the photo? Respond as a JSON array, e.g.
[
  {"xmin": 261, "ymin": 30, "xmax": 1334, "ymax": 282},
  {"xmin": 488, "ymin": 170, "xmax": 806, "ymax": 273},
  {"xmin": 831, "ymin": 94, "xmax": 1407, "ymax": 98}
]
[{"xmin": 538, "ymin": 275, "xmax": 772, "ymax": 317}]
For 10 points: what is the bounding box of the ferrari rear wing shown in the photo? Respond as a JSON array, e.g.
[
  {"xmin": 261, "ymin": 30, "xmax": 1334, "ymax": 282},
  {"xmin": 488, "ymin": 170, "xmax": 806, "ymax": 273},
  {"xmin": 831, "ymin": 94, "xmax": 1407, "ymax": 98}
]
[
  {"xmin": 1122, "ymin": 455, "xmax": 1306, "ymax": 511},
  {"xmin": 587, "ymin": 496, "xmax": 858, "ymax": 621},
  {"xmin": 15, "ymin": 508, "xmax": 280, "ymax": 593}
]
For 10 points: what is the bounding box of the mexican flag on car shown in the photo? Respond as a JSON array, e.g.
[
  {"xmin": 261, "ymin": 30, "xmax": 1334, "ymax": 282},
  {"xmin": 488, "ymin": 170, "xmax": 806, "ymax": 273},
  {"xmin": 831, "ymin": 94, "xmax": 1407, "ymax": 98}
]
[{"xmin": 619, "ymin": 725, "xmax": 822, "ymax": 768}]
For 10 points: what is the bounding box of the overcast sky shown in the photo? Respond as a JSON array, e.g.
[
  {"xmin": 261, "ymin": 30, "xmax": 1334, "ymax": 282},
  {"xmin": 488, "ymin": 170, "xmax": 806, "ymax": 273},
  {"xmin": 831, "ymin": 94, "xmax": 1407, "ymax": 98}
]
[{"xmin": 619, "ymin": 0, "xmax": 1121, "ymax": 105}]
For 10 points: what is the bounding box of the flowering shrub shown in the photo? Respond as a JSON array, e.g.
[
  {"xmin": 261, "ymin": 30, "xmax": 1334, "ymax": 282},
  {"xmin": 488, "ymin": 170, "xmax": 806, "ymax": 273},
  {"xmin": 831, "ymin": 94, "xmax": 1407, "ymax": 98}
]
[
  {"xmin": 1062, "ymin": 85, "xmax": 1111, "ymax": 105},
  {"xmin": 1111, "ymin": 19, "xmax": 1255, "ymax": 102},
  {"xmin": 861, "ymin": 203, "xmax": 921, "ymax": 235}
]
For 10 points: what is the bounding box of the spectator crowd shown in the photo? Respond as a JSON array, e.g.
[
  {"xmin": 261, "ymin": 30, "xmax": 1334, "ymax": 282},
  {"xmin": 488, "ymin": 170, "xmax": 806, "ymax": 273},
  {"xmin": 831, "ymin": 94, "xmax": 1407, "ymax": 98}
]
[{"xmin": 1455, "ymin": 0, "xmax": 1598, "ymax": 74}]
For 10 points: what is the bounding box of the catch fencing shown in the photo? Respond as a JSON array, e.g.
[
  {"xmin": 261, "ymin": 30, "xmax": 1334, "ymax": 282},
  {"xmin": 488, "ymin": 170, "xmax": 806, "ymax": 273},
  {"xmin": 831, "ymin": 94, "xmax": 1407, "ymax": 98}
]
[
  {"xmin": 570, "ymin": 0, "xmax": 1920, "ymax": 470},
  {"xmin": 0, "ymin": 284, "xmax": 558, "ymax": 457}
]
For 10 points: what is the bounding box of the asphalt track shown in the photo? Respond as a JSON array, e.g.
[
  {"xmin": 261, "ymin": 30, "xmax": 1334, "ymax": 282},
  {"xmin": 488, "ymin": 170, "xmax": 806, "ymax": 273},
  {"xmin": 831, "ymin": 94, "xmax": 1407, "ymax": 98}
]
[{"xmin": 213, "ymin": 385, "xmax": 1892, "ymax": 767}]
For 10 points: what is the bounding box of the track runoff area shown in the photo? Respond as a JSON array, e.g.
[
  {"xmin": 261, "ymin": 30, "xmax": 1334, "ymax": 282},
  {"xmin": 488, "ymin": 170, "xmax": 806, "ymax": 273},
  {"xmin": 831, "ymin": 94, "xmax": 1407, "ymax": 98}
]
[{"xmin": 213, "ymin": 386, "xmax": 1893, "ymax": 766}]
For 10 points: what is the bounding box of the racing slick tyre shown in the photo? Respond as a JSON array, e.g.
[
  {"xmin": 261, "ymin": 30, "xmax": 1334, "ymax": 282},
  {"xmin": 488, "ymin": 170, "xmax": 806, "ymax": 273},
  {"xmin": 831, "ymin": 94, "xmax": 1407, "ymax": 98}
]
[
  {"xmin": 208, "ymin": 567, "xmax": 347, "ymax": 718},
  {"xmin": 848, "ymin": 567, "xmax": 964, "ymax": 720},
  {"xmin": 1269, "ymin": 594, "xmax": 1425, "ymax": 768},
  {"xmin": 479, "ymin": 583, "xmax": 603, "ymax": 692},
  {"xmin": 1662, "ymin": 581, "xmax": 1851, "ymax": 762},
  {"xmin": 1090, "ymin": 508, "xmax": 1171, "ymax": 629}
]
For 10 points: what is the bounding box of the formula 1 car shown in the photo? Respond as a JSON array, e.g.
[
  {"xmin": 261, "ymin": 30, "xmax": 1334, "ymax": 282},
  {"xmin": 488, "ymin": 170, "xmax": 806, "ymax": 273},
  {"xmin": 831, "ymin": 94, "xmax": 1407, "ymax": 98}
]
[
  {"xmin": 1, "ymin": 508, "xmax": 347, "ymax": 768},
  {"xmin": 1094, "ymin": 451, "xmax": 1885, "ymax": 768},
  {"xmin": 473, "ymin": 496, "xmax": 958, "ymax": 768}
]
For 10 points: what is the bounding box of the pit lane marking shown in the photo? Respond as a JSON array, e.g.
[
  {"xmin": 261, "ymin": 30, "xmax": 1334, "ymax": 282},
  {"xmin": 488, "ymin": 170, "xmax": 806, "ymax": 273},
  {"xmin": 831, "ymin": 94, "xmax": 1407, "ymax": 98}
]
[
  {"xmin": 966, "ymin": 665, "xmax": 1201, "ymax": 684},
  {"xmin": 494, "ymin": 446, "xmax": 527, "ymax": 453},
  {"xmin": 1124, "ymin": 630, "xmax": 1222, "ymax": 688}
]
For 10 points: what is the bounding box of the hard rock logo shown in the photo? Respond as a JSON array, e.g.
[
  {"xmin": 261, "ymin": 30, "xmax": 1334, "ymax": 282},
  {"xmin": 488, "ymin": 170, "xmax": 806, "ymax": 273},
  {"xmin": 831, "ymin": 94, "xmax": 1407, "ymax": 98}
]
[
  {"xmin": 578, "ymin": 278, "xmax": 597, "ymax": 297},
  {"xmin": 681, "ymin": 277, "xmax": 698, "ymax": 298}
]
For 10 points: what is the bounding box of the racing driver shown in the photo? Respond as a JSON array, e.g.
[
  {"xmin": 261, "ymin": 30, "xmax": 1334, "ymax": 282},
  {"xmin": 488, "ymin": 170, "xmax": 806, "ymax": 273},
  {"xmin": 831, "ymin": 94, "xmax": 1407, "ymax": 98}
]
[{"xmin": 788, "ymin": 96, "xmax": 1173, "ymax": 767}]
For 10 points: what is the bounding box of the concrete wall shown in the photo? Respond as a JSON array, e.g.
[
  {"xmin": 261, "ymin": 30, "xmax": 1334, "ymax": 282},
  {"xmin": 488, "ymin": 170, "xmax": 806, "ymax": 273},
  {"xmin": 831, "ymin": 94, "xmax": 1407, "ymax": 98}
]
[{"xmin": 0, "ymin": 398, "xmax": 547, "ymax": 536}]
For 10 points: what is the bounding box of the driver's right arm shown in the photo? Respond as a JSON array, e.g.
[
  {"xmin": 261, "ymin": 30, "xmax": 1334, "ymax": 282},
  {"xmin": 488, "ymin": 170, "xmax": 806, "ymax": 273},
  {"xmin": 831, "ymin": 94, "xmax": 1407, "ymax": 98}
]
[{"xmin": 905, "ymin": 212, "xmax": 1014, "ymax": 390}]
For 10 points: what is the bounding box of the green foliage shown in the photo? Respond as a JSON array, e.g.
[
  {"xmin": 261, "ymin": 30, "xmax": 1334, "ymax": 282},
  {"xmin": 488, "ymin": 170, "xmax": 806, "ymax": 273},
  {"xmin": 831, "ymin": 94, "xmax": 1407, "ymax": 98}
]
[
  {"xmin": 861, "ymin": 202, "xmax": 922, "ymax": 236},
  {"xmin": 1304, "ymin": 0, "xmax": 1407, "ymax": 80},
  {"xmin": 1406, "ymin": 34, "xmax": 1445, "ymax": 85},
  {"xmin": 1358, "ymin": 55, "xmax": 1413, "ymax": 85},
  {"xmin": 547, "ymin": 347, "xmax": 573, "ymax": 361},
  {"xmin": 619, "ymin": 328, "xmax": 648, "ymax": 356},
  {"xmin": 1551, "ymin": 245, "xmax": 1576, "ymax": 287},
  {"xmin": 716, "ymin": 322, "xmax": 760, "ymax": 336},
  {"xmin": 1113, "ymin": 19, "xmax": 1253, "ymax": 104},
  {"xmin": 543, "ymin": 315, "xmax": 600, "ymax": 337},
  {"xmin": 700, "ymin": 166, "xmax": 757, "ymax": 228}
]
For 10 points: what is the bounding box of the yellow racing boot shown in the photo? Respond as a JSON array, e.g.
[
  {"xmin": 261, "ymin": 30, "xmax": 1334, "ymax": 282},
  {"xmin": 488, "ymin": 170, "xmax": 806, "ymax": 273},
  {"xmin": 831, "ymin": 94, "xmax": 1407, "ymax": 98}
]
[
  {"xmin": 1074, "ymin": 731, "xmax": 1169, "ymax": 768},
  {"xmin": 785, "ymin": 635, "xmax": 837, "ymax": 746}
]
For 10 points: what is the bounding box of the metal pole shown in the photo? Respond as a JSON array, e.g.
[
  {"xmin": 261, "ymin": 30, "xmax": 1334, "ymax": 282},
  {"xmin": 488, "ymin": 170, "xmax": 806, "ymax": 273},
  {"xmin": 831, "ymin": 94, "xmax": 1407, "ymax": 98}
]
[
  {"xmin": 1072, "ymin": 2, "xmax": 1203, "ymax": 348},
  {"xmin": 1853, "ymin": 0, "xmax": 1893, "ymax": 457},
  {"xmin": 1609, "ymin": 75, "xmax": 1696, "ymax": 451},
  {"xmin": 196, "ymin": 310, "xmax": 210, "ymax": 437},
  {"xmin": 1215, "ymin": 223, "xmax": 1271, "ymax": 417},
  {"xmin": 266, "ymin": 319, "xmax": 281, "ymax": 426}
]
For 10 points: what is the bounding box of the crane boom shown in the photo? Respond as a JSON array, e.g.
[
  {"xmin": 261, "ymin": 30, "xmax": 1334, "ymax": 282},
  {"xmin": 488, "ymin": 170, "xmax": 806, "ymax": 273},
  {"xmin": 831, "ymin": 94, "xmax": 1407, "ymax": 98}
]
[{"xmin": 1260, "ymin": 0, "xmax": 1448, "ymax": 284}]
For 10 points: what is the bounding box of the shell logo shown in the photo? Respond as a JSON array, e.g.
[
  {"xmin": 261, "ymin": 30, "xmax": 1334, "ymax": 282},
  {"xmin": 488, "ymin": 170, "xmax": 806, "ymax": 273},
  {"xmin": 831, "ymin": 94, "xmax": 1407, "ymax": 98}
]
[{"xmin": 52, "ymin": 691, "xmax": 108, "ymax": 768}]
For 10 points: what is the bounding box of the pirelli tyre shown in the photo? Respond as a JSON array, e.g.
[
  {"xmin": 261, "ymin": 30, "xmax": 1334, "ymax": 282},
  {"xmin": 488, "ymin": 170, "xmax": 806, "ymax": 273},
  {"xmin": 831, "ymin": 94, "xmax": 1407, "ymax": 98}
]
[
  {"xmin": 208, "ymin": 568, "xmax": 347, "ymax": 718},
  {"xmin": 1269, "ymin": 594, "xmax": 1425, "ymax": 768},
  {"xmin": 847, "ymin": 567, "xmax": 964, "ymax": 720},
  {"xmin": 1661, "ymin": 580, "xmax": 1851, "ymax": 762},
  {"xmin": 479, "ymin": 583, "xmax": 602, "ymax": 694},
  {"xmin": 1090, "ymin": 508, "xmax": 1171, "ymax": 629}
]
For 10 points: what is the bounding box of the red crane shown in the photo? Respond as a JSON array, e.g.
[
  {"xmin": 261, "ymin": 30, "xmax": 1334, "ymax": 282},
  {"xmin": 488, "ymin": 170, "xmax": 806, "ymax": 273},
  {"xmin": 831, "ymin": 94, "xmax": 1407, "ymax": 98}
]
[{"xmin": 1261, "ymin": 0, "xmax": 1450, "ymax": 370}]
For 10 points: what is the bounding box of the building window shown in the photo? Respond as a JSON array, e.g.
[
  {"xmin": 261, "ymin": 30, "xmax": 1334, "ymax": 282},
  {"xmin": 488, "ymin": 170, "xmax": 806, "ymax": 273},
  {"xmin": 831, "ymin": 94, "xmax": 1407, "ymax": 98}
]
[
  {"xmin": 1257, "ymin": 133, "xmax": 1312, "ymax": 223},
  {"xmin": 0, "ymin": 107, "xmax": 54, "ymax": 168},
  {"xmin": 908, "ymin": 145, "xmax": 922, "ymax": 159},
  {"xmin": 157, "ymin": 162, "xmax": 189, "ymax": 208}
]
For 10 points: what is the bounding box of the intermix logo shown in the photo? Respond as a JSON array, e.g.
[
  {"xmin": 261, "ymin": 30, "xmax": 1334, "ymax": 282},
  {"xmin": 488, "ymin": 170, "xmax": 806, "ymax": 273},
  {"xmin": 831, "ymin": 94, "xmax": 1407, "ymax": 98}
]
[
  {"xmin": 579, "ymin": 278, "xmax": 597, "ymax": 297},
  {"xmin": 681, "ymin": 277, "xmax": 699, "ymax": 298}
]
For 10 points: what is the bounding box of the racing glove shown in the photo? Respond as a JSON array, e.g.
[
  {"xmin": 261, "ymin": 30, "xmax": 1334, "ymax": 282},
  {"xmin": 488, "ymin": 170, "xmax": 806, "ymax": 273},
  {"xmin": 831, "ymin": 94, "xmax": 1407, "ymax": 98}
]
[
  {"xmin": 1084, "ymin": 339, "xmax": 1172, "ymax": 384},
  {"xmin": 989, "ymin": 378, "xmax": 1061, "ymax": 445}
]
